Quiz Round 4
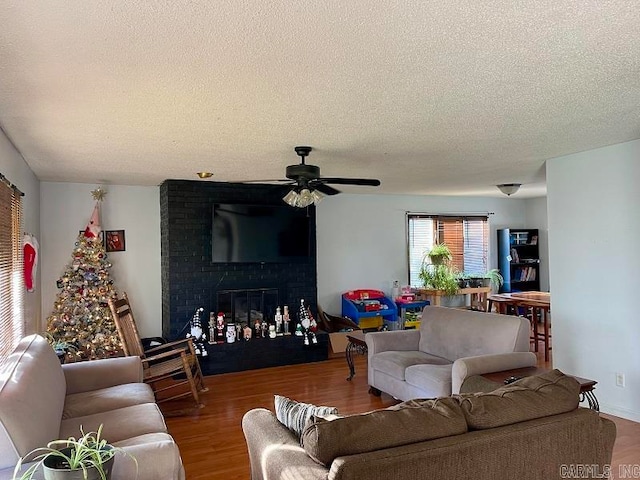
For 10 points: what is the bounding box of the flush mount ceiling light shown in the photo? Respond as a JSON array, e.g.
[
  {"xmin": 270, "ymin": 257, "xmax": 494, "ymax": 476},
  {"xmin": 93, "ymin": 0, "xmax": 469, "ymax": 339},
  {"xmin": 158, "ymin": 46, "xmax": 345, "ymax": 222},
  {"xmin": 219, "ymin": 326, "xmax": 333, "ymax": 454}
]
[
  {"xmin": 497, "ymin": 183, "xmax": 521, "ymax": 196},
  {"xmin": 196, "ymin": 171, "xmax": 213, "ymax": 179}
]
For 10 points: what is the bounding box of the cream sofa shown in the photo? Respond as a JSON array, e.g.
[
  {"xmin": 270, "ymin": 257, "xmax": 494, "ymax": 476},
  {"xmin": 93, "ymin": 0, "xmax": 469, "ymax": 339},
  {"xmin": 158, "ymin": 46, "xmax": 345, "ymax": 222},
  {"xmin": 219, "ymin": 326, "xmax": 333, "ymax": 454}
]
[
  {"xmin": 367, "ymin": 306, "xmax": 537, "ymax": 400},
  {"xmin": 0, "ymin": 334, "xmax": 185, "ymax": 480},
  {"xmin": 242, "ymin": 370, "xmax": 616, "ymax": 480}
]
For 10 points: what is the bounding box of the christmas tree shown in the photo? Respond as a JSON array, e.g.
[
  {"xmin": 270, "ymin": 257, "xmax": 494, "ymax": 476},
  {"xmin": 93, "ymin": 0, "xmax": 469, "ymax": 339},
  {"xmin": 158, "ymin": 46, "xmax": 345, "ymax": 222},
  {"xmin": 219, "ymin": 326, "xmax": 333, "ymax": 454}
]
[{"xmin": 46, "ymin": 189, "xmax": 122, "ymax": 359}]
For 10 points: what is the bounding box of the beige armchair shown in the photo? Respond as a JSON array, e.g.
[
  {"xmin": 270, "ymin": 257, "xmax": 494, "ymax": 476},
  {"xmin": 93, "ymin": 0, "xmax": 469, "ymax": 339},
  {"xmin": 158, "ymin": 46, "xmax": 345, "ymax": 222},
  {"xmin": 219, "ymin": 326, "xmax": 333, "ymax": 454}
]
[{"xmin": 366, "ymin": 306, "xmax": 536, "ymax": 400}]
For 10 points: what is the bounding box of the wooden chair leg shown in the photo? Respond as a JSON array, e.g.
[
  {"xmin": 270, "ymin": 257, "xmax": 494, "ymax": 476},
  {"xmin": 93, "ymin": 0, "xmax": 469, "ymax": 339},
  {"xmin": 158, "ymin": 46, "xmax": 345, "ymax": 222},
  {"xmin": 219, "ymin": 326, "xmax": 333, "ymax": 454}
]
[{"xmin": 181, "ymin": 354, "xmax": 204, "ymax": 408}]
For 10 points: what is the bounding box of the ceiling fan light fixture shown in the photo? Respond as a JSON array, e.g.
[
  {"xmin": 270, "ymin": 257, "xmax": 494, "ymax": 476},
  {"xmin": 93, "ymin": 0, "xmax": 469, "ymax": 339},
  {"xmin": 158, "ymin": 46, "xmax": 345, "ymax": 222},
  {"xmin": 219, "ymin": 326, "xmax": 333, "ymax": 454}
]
[
  {"xmin": 197, "ymin": 171, "xmax": 213, "ymax": 179},
  {"xmin": 282, "ymin": 190, "xmax": 299, "ymax": 207},
  {"xmin": 310, "ymin": 189, "xmax": 324, "ymax": 205},
  {"xmin": 497, "ymin": 183, "xmax": 521, "ymax": 196},
  {"xmin": 282, "ymin": 187, "xmax": 324, "ymax": 208}
]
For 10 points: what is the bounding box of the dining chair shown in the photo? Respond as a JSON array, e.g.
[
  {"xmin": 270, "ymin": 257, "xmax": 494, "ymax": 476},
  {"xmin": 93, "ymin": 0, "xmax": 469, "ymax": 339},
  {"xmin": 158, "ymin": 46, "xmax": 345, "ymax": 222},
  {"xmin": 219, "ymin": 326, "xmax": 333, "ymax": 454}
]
[{"xmin": 108, "ymin": 292, "xmax": 208, "ymax": 408}]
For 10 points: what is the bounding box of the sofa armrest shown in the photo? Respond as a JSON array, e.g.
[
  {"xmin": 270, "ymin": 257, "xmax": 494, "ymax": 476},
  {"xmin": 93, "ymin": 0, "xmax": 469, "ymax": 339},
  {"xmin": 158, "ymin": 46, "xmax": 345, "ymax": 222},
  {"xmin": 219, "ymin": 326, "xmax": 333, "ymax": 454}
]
[
  {"xmin": 63, "ymin": 356, "xmax": 144, "ymax": 394},
  {"xmin": 365, "ymin": 330, "xmax": 421, "ymax": 356},
  {"xmin": 451, "ymin": 352, "xmax": 537, "ymax": 394},
  {"xmin": 242, "ymin": 409, "xmax": 328, "ymax": 480}
]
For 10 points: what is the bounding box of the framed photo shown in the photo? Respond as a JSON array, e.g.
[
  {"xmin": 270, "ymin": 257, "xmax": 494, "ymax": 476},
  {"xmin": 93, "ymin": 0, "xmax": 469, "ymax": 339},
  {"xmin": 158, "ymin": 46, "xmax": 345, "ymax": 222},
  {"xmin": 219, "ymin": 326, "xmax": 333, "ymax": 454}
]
[{"xmin": 106, "ymin": 230, "xmax": 126, "ymax": 252}]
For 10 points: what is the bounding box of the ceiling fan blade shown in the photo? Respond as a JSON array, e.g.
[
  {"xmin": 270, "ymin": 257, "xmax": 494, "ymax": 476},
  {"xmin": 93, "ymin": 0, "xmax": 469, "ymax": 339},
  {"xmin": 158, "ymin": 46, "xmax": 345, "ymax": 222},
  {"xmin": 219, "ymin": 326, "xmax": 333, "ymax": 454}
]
[
  {"xmin": 238, "ymin": 179, "xmax": 292, "ymax": 184},
  {"xmin": 312, "ymin": 183, "xmax": 341, "ymax": 196},
  {"xmin": 319, "ymin": 177, "xmax": 381, "ymax": 187}
]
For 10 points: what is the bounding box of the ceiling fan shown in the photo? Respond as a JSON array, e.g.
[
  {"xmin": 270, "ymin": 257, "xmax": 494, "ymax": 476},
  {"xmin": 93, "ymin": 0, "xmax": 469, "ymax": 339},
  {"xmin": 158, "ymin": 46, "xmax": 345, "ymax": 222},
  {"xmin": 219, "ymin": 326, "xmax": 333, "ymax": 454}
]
[{"xmin": 248, "ymin": 146, "xmax": 381, "ymax": 208}]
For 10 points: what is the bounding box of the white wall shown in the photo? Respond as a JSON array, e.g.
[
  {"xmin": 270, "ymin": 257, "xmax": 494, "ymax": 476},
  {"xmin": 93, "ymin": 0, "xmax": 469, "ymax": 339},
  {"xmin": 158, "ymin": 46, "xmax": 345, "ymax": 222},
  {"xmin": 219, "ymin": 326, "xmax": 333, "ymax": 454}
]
[
  {"xmin": 547, "ymin": 139, "xmax": 640, "ymax": 422},
  {"xmin": 525, "ymin": 197, "xmax": 549, "ymax": 292},
  {"xmin": 0, "ymin": 130, "xmax": 41, "ymax": 331},
  {"xmin": 40, "ymin": 183, "xmax": 161, "ymax": 338},
  {"xmin": 316, "ymin": 193, "xmax": 529, "ymax": 314}
]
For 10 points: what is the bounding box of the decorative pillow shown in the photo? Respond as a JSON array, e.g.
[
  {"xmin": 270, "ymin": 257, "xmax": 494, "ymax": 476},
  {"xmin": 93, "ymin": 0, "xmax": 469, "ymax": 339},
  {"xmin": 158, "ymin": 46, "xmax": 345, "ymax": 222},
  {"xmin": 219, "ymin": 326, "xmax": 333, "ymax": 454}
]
[
  {"xmin": 300, "ymin": 396, "xmax": 467, "ymax": 467},
  {"xmin": 455, "ymin": 369, "xmax": 580, "ymax": 430},
  {"xmin": 274, "ymin": 395, "xmax": 338, "ymax": 438}
]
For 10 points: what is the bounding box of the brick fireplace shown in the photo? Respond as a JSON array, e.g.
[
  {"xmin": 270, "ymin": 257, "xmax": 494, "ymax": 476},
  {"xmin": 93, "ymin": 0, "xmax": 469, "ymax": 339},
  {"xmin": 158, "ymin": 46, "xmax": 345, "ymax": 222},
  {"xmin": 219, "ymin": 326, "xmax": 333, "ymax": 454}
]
[{"xmin": 160, "ymin": 180, "xmax": 326, "ymax": 374}]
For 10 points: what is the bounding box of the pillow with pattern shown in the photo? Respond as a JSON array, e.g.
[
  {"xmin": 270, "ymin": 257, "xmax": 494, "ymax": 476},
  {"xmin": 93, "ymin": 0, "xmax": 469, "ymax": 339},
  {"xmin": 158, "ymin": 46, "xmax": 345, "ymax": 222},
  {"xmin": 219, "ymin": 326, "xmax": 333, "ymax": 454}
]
[{"xmin": 274, "ymin": 395, "xmax": 338, "ymax": 438}]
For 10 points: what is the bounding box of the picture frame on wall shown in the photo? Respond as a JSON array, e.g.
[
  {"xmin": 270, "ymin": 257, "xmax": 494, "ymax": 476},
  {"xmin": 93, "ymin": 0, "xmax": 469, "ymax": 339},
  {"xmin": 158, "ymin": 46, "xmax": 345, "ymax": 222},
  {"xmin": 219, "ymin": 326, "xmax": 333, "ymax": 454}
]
[{"xmin": 106, "ymin": 230, "xmax": 126, "ymax": 252}]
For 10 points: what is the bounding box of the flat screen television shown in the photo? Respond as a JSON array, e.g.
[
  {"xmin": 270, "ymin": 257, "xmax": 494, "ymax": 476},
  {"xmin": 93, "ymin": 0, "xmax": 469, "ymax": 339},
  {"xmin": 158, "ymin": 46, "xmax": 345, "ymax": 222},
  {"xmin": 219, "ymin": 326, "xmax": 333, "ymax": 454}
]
[{"xmin": 212, "ymin": 203, "xmax": 313, "ymax": 263}]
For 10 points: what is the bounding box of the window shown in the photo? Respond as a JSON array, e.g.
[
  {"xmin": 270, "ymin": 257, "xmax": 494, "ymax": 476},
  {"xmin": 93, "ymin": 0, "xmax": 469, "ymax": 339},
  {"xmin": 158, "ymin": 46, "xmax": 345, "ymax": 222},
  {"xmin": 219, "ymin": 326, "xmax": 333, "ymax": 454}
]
[
  {"xmin": 407, "ymin": 214, "xmax": 488, "ymax": 287},
  {"xmin": 0, "ymin": 177, "xmax": 24, "ymax": 359}
]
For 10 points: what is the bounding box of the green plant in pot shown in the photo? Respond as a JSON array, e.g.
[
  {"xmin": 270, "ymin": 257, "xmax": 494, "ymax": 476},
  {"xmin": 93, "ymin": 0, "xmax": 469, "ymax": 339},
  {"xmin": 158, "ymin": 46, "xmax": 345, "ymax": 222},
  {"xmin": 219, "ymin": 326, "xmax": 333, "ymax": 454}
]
[
  {"xmin": 43, "ymin": 332, "xmax": 78, "ymax": 358},
  {"xmin": 419, "ymin": 244, "xmax": 460, "ymax": 296},
  {"xmin": 13, "ymin": 425, "xmax": 136, "ymax": 480}
]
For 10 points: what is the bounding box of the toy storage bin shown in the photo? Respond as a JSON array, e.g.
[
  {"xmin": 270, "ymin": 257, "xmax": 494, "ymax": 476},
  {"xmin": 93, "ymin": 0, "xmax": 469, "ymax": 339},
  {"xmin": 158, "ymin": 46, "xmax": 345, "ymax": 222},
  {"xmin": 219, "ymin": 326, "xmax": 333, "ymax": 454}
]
[{"xmin": 341, "ymin": 289, "xmax": 397, "ymax": 330}]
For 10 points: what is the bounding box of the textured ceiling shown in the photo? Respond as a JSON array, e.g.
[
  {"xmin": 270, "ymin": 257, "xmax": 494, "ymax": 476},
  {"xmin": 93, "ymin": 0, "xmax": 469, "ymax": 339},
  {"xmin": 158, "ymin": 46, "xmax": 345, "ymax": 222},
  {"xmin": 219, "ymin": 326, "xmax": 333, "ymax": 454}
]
[{"xmin": 1, "ymin": 1, "xmax": 639, "ymax": 197}]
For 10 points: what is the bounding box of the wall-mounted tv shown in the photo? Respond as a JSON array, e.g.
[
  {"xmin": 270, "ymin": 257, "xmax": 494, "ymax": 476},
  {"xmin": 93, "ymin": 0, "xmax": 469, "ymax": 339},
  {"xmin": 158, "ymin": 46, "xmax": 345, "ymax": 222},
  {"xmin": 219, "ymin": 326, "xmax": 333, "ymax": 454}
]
[{"xmin": 212, "ymin": 203, "xmax": 313, "ymax": 263}]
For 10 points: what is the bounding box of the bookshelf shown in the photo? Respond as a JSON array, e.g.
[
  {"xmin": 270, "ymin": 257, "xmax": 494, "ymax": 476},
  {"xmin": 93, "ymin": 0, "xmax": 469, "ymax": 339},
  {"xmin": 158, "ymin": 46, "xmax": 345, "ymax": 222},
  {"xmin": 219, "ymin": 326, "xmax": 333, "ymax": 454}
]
[{"xmin": 497, "ymin": 228, "xmax": 540, "ymax": 293}]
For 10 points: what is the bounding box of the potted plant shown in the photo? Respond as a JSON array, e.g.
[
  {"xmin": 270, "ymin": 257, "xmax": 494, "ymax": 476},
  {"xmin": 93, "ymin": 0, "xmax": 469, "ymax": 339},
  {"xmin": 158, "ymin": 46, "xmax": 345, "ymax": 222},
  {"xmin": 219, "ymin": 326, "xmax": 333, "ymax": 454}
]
[
  {"xmin": 13, "ymin": 425, "xmax": 136, "ymax": 480},
  {"xmin": 43, "ymin": 333, "xmax": 78, "ymax": 363},
  {"xmin": 464, "ymin": 269, "xmax": 504, "ymax": 291},
  {"xmin": 419, "ymin": 244, "xmax": 459, "ymax": 296}
]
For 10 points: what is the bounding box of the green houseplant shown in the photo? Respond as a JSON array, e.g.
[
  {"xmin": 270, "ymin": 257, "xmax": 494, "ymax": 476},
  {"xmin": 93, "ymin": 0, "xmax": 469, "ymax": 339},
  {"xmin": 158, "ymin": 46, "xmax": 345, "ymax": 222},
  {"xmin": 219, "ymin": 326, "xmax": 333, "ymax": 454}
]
[
  {"xmin": 419, "ymin": 244, "xmax": 459, "ymax": 296},
  {"xmin": 13, "ymin": 425, "xmax": 136, "ymax": 480}
]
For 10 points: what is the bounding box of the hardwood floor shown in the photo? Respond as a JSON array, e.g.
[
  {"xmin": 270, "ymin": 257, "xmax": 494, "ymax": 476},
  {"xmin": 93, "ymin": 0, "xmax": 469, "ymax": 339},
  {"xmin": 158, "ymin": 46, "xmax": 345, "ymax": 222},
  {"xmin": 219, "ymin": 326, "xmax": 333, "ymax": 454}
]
[{"xmin": 162, "ymin": 353, "xmax": 640, "ymax": 479}]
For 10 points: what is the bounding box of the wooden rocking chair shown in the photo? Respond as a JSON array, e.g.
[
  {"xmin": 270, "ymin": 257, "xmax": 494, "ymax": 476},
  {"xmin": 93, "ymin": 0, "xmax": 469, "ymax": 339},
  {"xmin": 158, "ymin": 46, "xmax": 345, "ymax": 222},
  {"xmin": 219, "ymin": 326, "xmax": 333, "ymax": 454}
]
[{"xmin": 108, "ymin": 292, "xmax": 208, "ymax": 408}]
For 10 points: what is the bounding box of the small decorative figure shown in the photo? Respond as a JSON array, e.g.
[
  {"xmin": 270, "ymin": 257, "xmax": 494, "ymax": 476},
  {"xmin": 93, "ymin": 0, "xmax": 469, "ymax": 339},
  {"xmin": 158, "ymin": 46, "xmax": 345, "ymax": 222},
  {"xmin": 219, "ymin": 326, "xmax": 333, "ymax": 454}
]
[
  {"xmin": 269, "ymin": 324, "xmax": 277, "ymax": 338},
  {"xmin": 242, "ymin": 323, "xmax": 252, "ymax": 341},
  {"xmin": 208, "ymin": 312, "xmax": 217, "ymax": 344},
  {"xmin": 261, "ymin": 321, "xmax": 268, "ymax": 338},
  {"xmin": 186, "ymin": 307, "xmax": 208, "ymax": 356},
  {"xmin": 295, "ymin": 323, "xmax": 303, "ymax": 336},
  {"xmin": 274, "ymin": 306, "xmax": 283, "ymax": 335},
  {"xmin": 226, "ymin": 323, "xmax": 236, "ymax": 343},
  {"xmin": 236, "ymin": 322, "xmax": 242, "ymax": 340},
  {"xmin": 254, "ymin": 318, "xmax": 261, "ymax": 338},
  {"xmin": 216, "ymin": 312, "xmax": 225, "ymax": 344},
  {"xmin": 283, "ymin": 305, "xmax": 291, "ymax": 335}
]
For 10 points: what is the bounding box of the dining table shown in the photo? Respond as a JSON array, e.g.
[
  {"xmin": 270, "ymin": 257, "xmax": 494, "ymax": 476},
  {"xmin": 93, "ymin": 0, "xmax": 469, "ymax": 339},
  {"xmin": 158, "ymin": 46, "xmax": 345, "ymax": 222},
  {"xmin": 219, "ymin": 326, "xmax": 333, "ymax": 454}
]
[{"xmin": 487, "ymin": 291, "xmax": 551, "ymax": 361}]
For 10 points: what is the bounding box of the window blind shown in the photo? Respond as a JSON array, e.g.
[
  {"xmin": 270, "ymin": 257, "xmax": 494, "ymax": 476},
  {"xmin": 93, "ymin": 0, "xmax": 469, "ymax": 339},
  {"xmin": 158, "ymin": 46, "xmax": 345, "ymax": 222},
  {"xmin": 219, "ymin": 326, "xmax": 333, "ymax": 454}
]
[{"xmin": 0, "ymin": 178, "xmax": 24, "ymax": 359}]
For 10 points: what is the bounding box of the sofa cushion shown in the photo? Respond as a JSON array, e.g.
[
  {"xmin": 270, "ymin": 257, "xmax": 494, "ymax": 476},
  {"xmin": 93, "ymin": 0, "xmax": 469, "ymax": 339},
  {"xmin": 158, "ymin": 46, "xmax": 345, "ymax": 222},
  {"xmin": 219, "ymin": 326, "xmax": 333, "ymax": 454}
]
[
  {"xmin": 455, "ymin": 369, "xmax": 580, "ymax": 430},
  {"xmin": 0, "ymin": 335, "xmax": 66, "ymax": 470},
  {"xmin": 274, "ymin": 395, "xmax": 338, "ymax": 438},
  {"xmin": 418, "ymin": 306, "xmax": 530, "ymax": 360},
  {"xmin": 370, "ymin": 350, "xmax": 450, "ymax": 380},
  {"xmin": 63, "ymin": 383, "xmax": 156, "ymax": 419},
  {"xmin": 300, "ymin": 396, "xmax": 467, "ymax": 467},
  {"xmin": 404, "ymin": 363, "xmax": 453, "ymax": 397},
  {"xmin": 60, "ymin": 403, "xmax": 168, "ymax": 443}
]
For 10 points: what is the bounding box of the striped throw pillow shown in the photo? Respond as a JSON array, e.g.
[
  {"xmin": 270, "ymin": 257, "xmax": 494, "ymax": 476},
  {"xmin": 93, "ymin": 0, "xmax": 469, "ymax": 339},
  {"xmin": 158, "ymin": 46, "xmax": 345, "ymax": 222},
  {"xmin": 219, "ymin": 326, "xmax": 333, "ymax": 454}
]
[{"xmin": 274, "ymin": 395, "xmax": 338, "ymax": 438}]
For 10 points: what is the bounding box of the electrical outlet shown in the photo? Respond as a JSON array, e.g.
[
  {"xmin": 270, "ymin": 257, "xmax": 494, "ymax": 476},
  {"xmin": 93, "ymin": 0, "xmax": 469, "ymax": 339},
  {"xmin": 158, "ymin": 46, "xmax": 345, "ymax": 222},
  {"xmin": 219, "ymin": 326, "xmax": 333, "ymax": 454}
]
[{"xmin": 615, "ymin": 373, "xmax": 625, "ymax": 387}]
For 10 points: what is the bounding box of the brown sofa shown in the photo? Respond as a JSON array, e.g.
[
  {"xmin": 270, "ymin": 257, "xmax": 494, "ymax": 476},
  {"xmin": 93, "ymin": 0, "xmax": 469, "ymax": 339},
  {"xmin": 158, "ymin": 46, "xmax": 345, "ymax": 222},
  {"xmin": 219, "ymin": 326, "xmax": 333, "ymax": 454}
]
[
  {"xmin": 242, "ymin": 370, "xmax": 616, "ymax": 480},
  {"xmin": 0, "ymin": 334, "xmax": 185, "ymax": 480}
]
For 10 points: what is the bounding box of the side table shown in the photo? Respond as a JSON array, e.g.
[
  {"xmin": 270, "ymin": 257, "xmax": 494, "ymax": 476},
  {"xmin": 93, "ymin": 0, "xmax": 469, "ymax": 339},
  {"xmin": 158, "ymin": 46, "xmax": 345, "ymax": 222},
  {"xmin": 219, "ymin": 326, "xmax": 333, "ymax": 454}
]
[
  {"xmin": 466, "ymin": 367, "xmax": 599, "ymax": 411},
  {"xmin": 345, "ymin": 332, "xmax": 367, "ymax": 381}
]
